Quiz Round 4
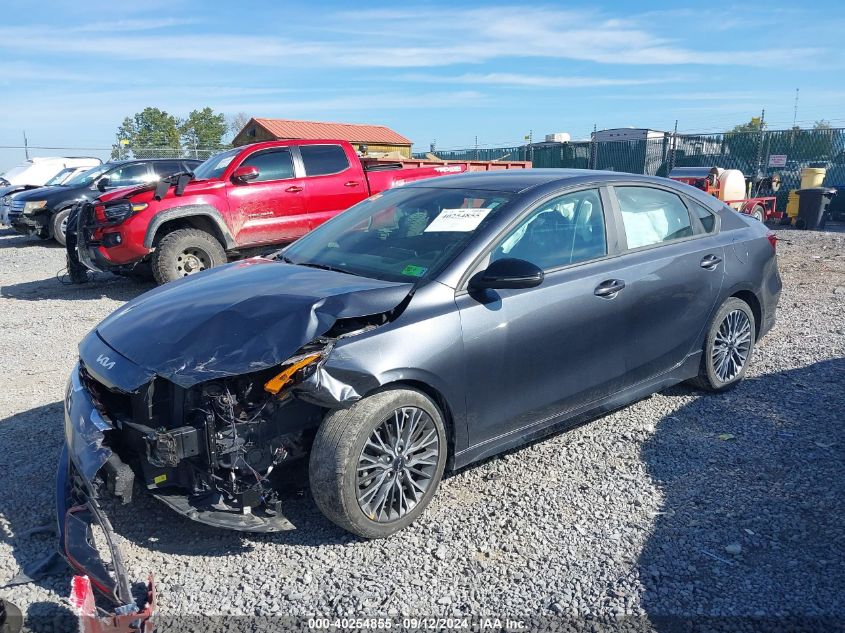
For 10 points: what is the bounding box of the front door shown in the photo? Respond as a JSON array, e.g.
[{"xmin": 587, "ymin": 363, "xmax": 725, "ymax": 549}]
[
  {"xmin": 226, "ymin": 147, "xmax": 307, "ymax": 245},
  {"xmin": 456, "ymin": 187, "xmax": 629, "ymax": 449}
]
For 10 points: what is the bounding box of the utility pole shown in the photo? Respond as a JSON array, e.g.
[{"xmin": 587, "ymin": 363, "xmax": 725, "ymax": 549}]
[
  {"xmin": 23, "ymin": 131, "xmax": 29, "ymax": 159},
  {"xmin": 668, "ymin": 119, "xmax": 678, "ymax": 173},
  {"xmin": 755, "ymin": 108, "xmax": 766, "ymax": 178},
  {"xmin": 527, "ymin": 129, "xmax": 533, "ymax": 163},
  {"xmin": 792, "ymin": 88, "xmax": 799, "ymax": 128},
  {"xmin": 474, "ymin": 135, "xmax": 478, "ymax": 160}
]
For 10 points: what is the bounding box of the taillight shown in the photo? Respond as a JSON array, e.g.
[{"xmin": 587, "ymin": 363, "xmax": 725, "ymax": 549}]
[{"xmin": 766, "ymin": 231, "xmax": 777, "ymax": 250}]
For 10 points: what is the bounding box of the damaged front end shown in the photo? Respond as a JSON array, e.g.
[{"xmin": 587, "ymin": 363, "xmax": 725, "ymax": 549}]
[
  {"xmin": 58, "ymin": 260, "xmax": 412, "ymax": 627},
  {"xmin": 58, "ymin": 343, "xmax": 336, "ymax": 629},
  {"xmin": 58, "ymin": 367, "xmax": 156, "ymax": 633}
]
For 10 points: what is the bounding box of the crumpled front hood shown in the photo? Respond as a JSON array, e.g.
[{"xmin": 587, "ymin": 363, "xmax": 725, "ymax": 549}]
[{"xmin": 95, "ymin": 258, "xmax": 413, "ymax": 387}]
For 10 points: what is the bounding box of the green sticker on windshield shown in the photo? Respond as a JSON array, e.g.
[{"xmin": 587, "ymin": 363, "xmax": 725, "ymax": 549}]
[{"xmin": 401, "ymin": 264, "xmax": 428, "ymax": 277}]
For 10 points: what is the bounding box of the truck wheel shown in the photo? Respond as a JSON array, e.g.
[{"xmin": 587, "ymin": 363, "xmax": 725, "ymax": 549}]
[
  {"xmin": 688, "ymin": 297, "xmax": 756, "ymax": 392},
  {"xmin": 751, "ymin": 205, "xmax": 765, "ymax": 223},
  {"xmin": 51, "ymin": 208, "xmax": 71, "ymax": 246},
  {"xmin": 309, "ymin": 388, "xmax": 448, "ymax": 539},
  {"xmin": 151, "ymin": 228, "xmax": 226, "ymax": 284}
]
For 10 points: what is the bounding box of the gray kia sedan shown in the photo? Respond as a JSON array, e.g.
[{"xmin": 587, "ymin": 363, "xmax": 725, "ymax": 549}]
[{"xmin": 59, "ymin": 170, "xmax": 780, "ymax": 612}]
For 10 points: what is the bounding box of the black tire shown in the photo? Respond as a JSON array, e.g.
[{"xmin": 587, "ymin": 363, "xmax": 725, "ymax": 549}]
[
  {"xmin": 51, "ymin": 208, "xmax": 71, "ymax": 246},
  {"xmin": 309, "ymin": 388, "xmax": 448, "ymax": 539},
  {"xmin": 689, "ymin": 297, "xmax": 756, "ymax": 392},
  {"xmin": 151, "ymin": 228, "xmax": 226, "ymax": 285},
  {"xmin": 751, "ymin": 205, "xmax": 765, "ymax": 223}
]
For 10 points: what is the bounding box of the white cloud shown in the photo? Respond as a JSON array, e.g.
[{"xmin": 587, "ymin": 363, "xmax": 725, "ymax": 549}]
[
  {"xmin": 0, "ymin": 6, "xmax": 825, "ymax": 69},
  {"xmin": 402, "ymin": 72, "xmax": 676, "ymax": 88}
]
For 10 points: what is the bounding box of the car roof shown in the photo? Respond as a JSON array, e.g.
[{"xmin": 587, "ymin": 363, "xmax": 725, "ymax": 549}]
[
  {"xmin": 104, "ymin": 158, "xmax": 201, "ymax": 166},
  {"xmin": 403, "ymin": 168, "xmax": 673, "ymax": 194}
]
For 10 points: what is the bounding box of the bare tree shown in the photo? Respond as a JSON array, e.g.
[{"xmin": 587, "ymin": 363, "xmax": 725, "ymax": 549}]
[{"xmin": 227, "ymin": 112, "xmax": 252, "ymax": 139}]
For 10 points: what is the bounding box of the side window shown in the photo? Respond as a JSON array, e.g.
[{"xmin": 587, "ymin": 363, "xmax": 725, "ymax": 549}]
[
  {"xmin": 300, "ymin": 145, "xmax": 350, "ymax": 176},
  {"xmin": 616, "ymin": 186, "xmax": 693, "ymax": 249},
  {"xmin": 241, "ymin": 149, "xmax": 295, "ymax": 182},
  {"xmin": 108, "ymin": 163, "xmax": 152, "ymax": 187},
  {"xmin": 152, "ymin": 161, "xmax": 184, "ymax": 177},
  {"xmin": 689, "ymin": 199, "xmax": 717, "ymax": 233},
  {"xmin": 493, "ymin": 189, "xmax": 606, "ymax": 270}
]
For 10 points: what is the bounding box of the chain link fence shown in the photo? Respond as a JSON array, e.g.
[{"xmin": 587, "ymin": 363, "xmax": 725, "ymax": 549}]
[
  {"xmin": 418, "ymin": 128, "xmax": 845, "ymax": 210},
  {"xmin": 112, "ymin": 146, "xmax": 222, "ymax": 160}
]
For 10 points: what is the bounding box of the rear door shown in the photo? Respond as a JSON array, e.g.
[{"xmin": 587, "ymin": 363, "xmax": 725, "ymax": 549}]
[
  {"xmin": 606, "ymin": 184, "xmax": 725, "ymax": 386},
  {"xmin": 225, "ymin": 147, "xmax": 307, "ymax": 246},
  {"xmin": 456, "ymin": 187, "xmax": 631, "ymax": 448},
  {"xmin": 298, "ymin": 144, "xmax": 368, "ymax": 229}
]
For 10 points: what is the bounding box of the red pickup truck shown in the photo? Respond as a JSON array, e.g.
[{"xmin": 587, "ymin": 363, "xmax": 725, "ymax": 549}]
[{"xmin": 75, "ymin": 139, "xmax": 529, "ymax": 284}]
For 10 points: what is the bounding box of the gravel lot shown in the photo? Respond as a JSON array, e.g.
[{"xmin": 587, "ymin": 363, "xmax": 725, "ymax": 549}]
[{"xmin": 0, "ymin": 223, "xmax": 843, "ymax": 631}]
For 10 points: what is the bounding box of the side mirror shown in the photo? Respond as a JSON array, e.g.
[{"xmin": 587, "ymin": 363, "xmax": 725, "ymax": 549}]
[
  {"xmin": 96, "ymin": 177, "xmax": 110, "ymax": 192},
  {"xmin": 470, "ymin": 258, "xmax": 544, "ymax": 290},
  {"xmin": 232, "ymin": 165, "xmax": 259, "ymax": 184}
]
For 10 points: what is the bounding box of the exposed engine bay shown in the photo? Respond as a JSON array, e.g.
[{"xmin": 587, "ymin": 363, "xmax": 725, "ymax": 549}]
[{"xmin": 83, "ymin": 338, "xmax": 338, "ymax": 531}]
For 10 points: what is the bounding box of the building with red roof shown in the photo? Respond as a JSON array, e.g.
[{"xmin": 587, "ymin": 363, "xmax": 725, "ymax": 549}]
[{"xmin": 233, "ymin": 118, "xmax": 413, "ymax": 157}]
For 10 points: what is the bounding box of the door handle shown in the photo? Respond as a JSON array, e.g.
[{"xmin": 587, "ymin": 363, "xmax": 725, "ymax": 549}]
[
  {"xmin": 594, "ymin": 279, "xmax": 626, "ymax": 298},
  {"xmin": 285, "ymin": 186, "xmax": 303, "ymax": 193},
  {"xmin": 700, "ymin": 254, "xmax": 722, "ymax": 270},
  {"xmin": 344, "ymin": 181, "xmax": 360, "ymax": 187}
]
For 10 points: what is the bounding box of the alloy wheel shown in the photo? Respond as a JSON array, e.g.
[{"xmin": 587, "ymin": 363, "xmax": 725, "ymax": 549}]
[
  {"xmin": 356, "ymin": 407, "xmax": 440, "ymax": 522},
  {"xmin": 712, "ymin": 309, "xmax": 752, "ymax": 382}
]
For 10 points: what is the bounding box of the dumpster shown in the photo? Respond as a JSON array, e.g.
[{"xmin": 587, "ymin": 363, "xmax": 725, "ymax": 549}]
[
  {"xmin": 829, "ymin": 185, "xmax": 845, "ymax": 222},
  {"xmin": 795, "ymin": 188, "xmax": 837, "ymax": 230}
]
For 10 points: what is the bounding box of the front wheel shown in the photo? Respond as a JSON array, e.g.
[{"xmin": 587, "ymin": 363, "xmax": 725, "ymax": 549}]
[
  {"xmin": 689, "ymin": 297, "xmax": 756, "ymax": 392},
  {"xmin": 151, "ymin": 228, "xmax": 226, "ymax": 284},
  {"xmin": 309, "ymin": 388, "xmax": 447, "ymax": 538},
  {"xmin": 51, "ymin": 208, "xmax": 71, "ymax": 246}
]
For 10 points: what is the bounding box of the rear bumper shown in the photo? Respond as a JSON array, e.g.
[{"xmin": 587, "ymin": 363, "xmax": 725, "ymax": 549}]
[
  {"xmin": 57, "ymin": 367, "xmax": 155, "ymax": 632},
  {"xmin": 758, "ymin": 256, "xmax": 782, "ymax": 339}
]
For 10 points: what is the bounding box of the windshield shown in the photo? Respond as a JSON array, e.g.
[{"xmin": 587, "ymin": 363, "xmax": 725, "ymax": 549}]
[
  {"xmin": 191, "ymin": 147, "xmax": 241, "ymax": 180},
  {"xmin": 45, "ymin": 168, "xmax": 75, "ymax": 186},
  {"xmin": 281, "ymin": 187, "xmax": 513, "ymax": 283},
  {"xmin": 64, "ymin": 164, "xmax": 112, "ymax": 187}
]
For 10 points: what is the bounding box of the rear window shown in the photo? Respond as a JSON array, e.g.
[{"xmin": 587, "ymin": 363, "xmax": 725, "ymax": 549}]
[
  {"xmin": 689, "ymin": 199, "xmax": 717, "ymax": 233},
  {"xmin": 300, "ymin": 144, "xmax": 350, "ymax": 176},
  {"xmin": 152, "ymin": 161, "xmax": 185, "ymax": 177}
]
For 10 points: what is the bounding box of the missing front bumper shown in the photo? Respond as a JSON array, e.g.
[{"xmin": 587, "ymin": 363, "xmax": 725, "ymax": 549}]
[{"xmin": 58, "ymin": 369, "xmax": 155, "ymax": 631}]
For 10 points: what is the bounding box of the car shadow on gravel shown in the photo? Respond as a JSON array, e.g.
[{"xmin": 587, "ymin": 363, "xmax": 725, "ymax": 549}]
[
  {"xmin": 0, "ymin": 230, "xmax": 62, "ymax": 250},
  {"xmin": 0, "ymin": 403, "xmax": 69, "ymax": 603},
  {"xmin": 1, "ymin": 274, "xmax": 152, "ymax": 302},
  {"xmin": 638, "ymin": 358, "xmax": 845, "ymax": 627}
]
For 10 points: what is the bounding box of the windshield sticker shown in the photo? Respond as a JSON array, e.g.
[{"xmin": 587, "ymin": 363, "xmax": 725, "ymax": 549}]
[
  {"xmin": 424, "ymin": 208, "xmax": 491, "ymax": 233},
  {"xmin": 401, "ymin": 264, "xmax": 428, "ymax": 277}
]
